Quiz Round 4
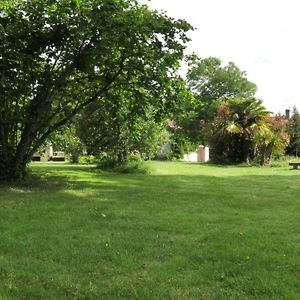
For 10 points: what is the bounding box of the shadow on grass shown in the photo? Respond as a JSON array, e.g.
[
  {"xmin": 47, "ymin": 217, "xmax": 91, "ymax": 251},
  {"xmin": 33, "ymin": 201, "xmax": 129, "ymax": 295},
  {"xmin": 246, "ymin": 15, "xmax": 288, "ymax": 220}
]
[
  {"xmin": 0, "ymin": 163, "xmax": 101, "ymax": 191},
  {"xmin": 1, "ymin": 163, "xmax": 300, "ymax": 299},
  {"xmin": 181, "ymin": 160, "xmax": 298, "ymax": 169},
  {"xmin": 1, "ymin": 162, "xmax": 299, "ymax": 207}
]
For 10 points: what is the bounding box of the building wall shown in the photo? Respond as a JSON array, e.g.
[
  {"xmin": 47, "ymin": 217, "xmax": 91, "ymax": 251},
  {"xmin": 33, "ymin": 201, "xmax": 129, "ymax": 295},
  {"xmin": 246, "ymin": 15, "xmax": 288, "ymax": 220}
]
[{"xmin": 183, "ymin": 146, "xmax": 209, "ymax": 162}]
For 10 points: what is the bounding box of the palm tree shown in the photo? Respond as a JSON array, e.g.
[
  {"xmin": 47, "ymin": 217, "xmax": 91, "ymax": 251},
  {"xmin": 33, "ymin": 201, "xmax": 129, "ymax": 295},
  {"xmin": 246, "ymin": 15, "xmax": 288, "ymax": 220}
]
[{"xmin": 216, "ymin": 97, "xmax": 270, "ymax": 163}]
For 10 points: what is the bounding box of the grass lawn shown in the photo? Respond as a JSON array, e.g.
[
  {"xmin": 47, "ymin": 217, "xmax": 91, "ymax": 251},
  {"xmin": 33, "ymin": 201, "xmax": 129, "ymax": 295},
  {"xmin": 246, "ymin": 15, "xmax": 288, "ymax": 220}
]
[{"xmin": 0, "ymin": 161, "xmax": 300, "ymax": 299}]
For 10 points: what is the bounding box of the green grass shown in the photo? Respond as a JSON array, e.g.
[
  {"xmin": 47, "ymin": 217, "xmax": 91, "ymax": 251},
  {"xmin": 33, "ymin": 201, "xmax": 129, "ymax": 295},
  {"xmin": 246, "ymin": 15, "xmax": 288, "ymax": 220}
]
[{"xmin": 0, "ymin": 161, "xmax": 300, "ymax": 299}]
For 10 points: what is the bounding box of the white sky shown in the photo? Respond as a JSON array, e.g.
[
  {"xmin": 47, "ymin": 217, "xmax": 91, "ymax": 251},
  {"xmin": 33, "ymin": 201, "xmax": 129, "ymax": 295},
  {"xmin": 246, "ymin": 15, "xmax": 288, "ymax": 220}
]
[{"xmin": 141, "ymin": 0, "xmax": 300, "ymax": 114}]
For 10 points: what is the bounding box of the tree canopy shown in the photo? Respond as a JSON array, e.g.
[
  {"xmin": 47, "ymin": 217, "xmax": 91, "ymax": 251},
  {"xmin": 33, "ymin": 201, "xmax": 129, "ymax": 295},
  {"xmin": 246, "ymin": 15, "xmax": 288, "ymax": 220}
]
[
  {"xmin": 286, "ymin": 107, "xmax": 300, "ymax": 156},
  {"xmin": 186, "ymin": 55, "xmax": 257, "ymax": 121},
  {"xmin": 76, "ymin": 88, "xmax": 170, "ymax": 162},
  {"xmin": 0, "ymin": 0, "xmax": 192, "ymax": 180},
  {"xmin": 206, "ymin": 97, "xmax": 288, "ymax": 164},
  {"xmin": 168, "ymin": 56, "xmax": 258, "ymax": 155}
]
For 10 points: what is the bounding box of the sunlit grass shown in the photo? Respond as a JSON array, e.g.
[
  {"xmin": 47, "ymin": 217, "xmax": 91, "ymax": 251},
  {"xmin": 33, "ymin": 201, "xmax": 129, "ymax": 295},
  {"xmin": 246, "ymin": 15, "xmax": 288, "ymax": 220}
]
[{"xmin": 0, "ymin": 161, "xmax": 300, "ymax": 299}]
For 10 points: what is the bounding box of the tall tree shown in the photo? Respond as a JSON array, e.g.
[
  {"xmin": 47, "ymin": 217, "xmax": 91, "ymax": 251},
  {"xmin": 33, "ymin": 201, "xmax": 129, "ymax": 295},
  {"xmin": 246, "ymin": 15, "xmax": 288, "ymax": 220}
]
[
  {"xmin": 207, "ymin": 97, "xmax": 270, "ymax": 164},
  {"xmin": 76, "ymin": 88, "xmax": 170, "ymax": 162},
  {"xmin": 186, "ymin": 55, "xmax": 257, "ymax": 121},
  {"xmin": 252, "ymin": 114, "xmax": 289, "ymax": 165},
  {"xmin": 169, "ymin": 56, "xmax": 257, "ymax": 155},
  {"xmin": 286, "ymin": 107, "xmax": 300, "ymax": 156},
  {"xmin": 0, "ymin": 0, "xmax": 192, "ymax": 180}
]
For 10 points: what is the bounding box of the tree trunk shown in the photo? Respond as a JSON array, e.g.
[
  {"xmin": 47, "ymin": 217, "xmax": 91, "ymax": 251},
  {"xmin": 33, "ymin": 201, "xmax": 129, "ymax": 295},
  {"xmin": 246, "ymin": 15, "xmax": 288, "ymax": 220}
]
[
  {"xmin": 0, "ymin": 129, "xmax": 34, "ymax": 181},
  {"xmin": 0, "ymin": 152, "xmax": 28, "ymax": 181},
  {"xmin": 241, "ymin": 137, "xmax": 251, "ymax": 164},
  {"xmin": 259, "ymin": 146, "xmax": 267, "ymax": 166},
  {"xmin": 117, "ymin": 150, "xmax": 127, "ymax": 164}
]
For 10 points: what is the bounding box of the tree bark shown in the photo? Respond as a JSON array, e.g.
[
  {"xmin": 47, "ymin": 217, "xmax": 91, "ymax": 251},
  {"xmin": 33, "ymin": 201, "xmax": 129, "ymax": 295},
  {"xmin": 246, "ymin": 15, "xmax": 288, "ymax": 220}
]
[
  {"xmin": 241, "ymin": 137, "xmax": 251, "ymax": 164},
  {"xmin": 0, "ymin": 152, "xmax": 27, "ymax": 181}
]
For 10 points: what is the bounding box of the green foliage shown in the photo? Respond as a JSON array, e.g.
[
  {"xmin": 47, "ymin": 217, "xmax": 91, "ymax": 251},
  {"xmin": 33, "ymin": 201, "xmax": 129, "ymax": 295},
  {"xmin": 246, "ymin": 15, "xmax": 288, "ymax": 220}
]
[
  {"xmin": 135, "ymin": 120, "xmax": 170, "ymax": 160},
  {"xmin": 118, "ymin": 154, "xmax": 150, "ymax": 174},
  {"xmin": 79, "ymin": 155, "xmax": 99, "ymax": 164},
  {"xmin": 170, "ymin": 56, "xmax": 257, "ymax": 153},
  {"xmin": 76, "ymin": 92, "xmax": 170, "ymax": 162},
  {"xmin": 49, "ymin": 125, "xmax": 84, "ymax": 163},
  {"xmin": 168, "ymin": 132, "xmax": 198, "ymax": 159},
  {"xmin": 65, "ymin": 138, "xmax": 84, "ymax": 164},
  {"xmin": 252, "ymin": 115, "xmax": 289, "ymax": 165},
  {"xmin": 0, "ymin": 0, "xmax": 192, "ymax": 180},
  {"xmin": 186, "ymin": 55, "xmax": 257, "ymax": 118},
  {"xmin": 163, "ymin": 77, "xmax": 200, "ymax": 157},
  {"xmin": 207, "ymin": 97, "xmax": 275, "ymax": 164},
  {"xmin": 97, "ymin": 153, "xmax": 150, "ymax": 174},
  {"xmin": 286, "ymin": 107, "xmax": 300, "ymax": 156}
]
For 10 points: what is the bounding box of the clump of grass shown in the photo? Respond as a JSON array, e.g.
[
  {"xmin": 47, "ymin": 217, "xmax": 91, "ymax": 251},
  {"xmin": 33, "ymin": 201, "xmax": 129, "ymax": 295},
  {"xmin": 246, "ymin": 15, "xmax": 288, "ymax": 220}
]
[
  {"xmin": 78, "ymin": 154, "xmax": 104, "ymax": 165},
  {"xmin": 97, "ymin": 153, "xmax": 150, "ymax": 174},
  {"xmin": 269, "ymin": 156, "xmax": 296, "ymax": 168}
]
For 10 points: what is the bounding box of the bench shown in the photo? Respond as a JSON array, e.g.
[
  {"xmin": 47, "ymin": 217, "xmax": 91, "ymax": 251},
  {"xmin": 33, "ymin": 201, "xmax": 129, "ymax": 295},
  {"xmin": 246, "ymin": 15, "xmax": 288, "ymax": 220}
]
[{"xmin": 289, "ymin": 162, "xmax": 300, "ymax": 169}]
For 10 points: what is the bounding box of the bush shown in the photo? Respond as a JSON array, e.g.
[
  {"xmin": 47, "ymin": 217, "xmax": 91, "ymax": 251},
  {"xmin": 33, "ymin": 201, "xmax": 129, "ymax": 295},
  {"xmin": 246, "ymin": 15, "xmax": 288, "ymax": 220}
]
[
  {"xmin": 97, "ymin": 153, "xmax": 150, "ymax": 174},
  {"xmin": 79, "ymin": 155, "xmax": 98, "ymax": 164},
  {"xmin": 269, "ymin": 156, "xmax": 296, "ymax": 168}
]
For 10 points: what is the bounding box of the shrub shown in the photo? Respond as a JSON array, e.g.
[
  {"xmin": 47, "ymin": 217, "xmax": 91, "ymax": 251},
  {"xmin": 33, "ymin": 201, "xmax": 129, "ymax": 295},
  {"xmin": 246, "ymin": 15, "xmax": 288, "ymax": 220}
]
[
  {"xmin": 79, "ymin": 155, "xmax": 98, "ymax": 164},
  {"xmin": 97, "ymin": 153, "xmax": 150, "ymax": 174}
]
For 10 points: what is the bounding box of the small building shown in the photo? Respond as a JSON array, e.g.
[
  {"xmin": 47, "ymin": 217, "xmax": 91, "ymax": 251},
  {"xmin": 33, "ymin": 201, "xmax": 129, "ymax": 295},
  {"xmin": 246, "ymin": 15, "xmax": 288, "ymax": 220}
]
[
  {"xmin": 183, "ymin": 145, "xmax": 209, "ymax": 162},
  {"xmin": 32, "ymin": 145, "xmax": 65, "ymax": 161}
]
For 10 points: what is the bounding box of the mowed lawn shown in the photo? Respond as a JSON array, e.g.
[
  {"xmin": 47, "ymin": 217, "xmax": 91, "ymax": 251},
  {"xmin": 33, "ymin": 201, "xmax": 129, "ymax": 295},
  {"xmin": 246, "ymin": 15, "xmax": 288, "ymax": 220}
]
[{"xmin": 0, "ymin": 162, "xmax": 300, "ymax": 299}]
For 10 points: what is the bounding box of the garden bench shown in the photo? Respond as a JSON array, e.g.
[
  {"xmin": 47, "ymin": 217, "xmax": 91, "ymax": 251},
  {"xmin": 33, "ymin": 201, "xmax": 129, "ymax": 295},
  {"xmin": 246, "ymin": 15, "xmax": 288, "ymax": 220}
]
[{"xmin": 289, "ymin": 162, "xmax": 300, "ymax": 169}]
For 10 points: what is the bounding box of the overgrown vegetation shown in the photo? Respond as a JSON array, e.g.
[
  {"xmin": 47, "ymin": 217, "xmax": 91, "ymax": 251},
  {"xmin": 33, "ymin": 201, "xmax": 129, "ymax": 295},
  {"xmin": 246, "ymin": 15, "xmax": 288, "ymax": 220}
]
[{"xmin": 96, "ymin": 153, "xmax": 150, "ymax": 174}]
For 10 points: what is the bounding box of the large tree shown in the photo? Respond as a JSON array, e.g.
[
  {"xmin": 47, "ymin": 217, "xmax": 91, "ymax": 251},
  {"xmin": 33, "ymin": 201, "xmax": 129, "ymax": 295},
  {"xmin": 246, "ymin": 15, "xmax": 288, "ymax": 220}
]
[
  {"xmin": 206, "ymin": 97, "xmax": 288, "ymax": 165},
  {"xmin": 252, "ymin": 114, "xmax": 289, "ymax": 165},
  {"xmin": 0, "ymin": 0, "xmax": 192, "ymax": 180},
  {"xmin": 76, "ymin": 88, "xmax": 170, "ymax": 162},
  {"xmin": 286, "ymin": 107, "xmax": 300, "ymax": 156},
  {"xmin": 206, "ymin": 97, "xmax": 270, "ymax": 164},
  {"xmin": 186, "ymin": 55, "xmax": 257, "ymax": 121},
  {"xmin": 169, "ymin": 56, "xmax": 257, "ymax": 154}
]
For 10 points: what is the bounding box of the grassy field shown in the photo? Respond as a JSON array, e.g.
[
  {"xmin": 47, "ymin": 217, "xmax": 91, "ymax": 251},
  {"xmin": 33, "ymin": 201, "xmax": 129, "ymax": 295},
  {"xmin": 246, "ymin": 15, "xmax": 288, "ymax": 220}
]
[{"xmin": 0, "ymin": 161, "xmax": 300, "ymax": 299}]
